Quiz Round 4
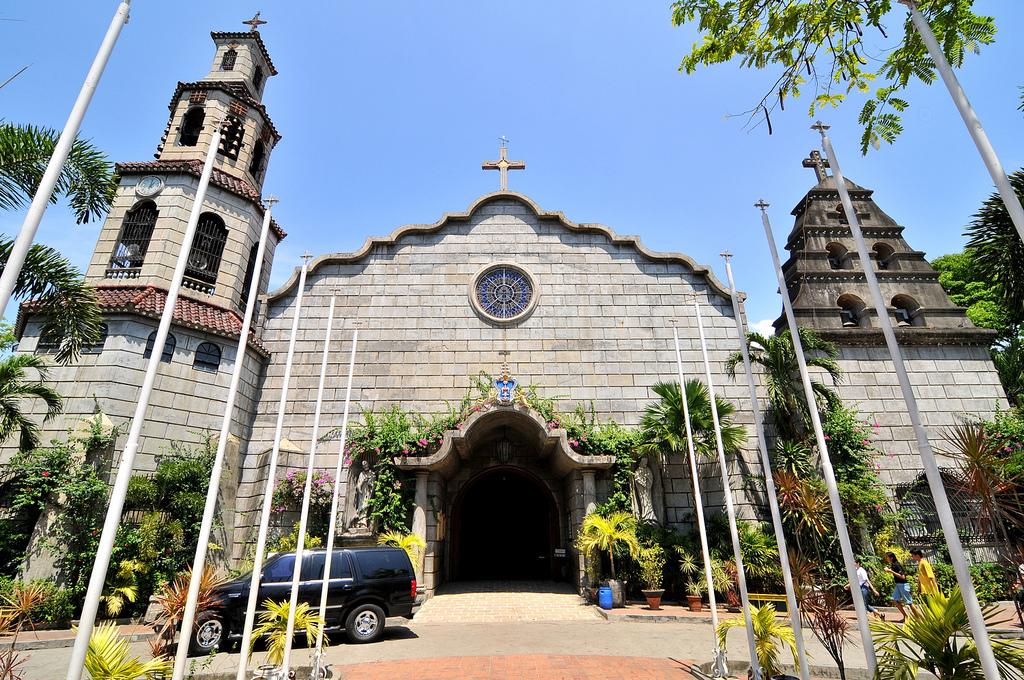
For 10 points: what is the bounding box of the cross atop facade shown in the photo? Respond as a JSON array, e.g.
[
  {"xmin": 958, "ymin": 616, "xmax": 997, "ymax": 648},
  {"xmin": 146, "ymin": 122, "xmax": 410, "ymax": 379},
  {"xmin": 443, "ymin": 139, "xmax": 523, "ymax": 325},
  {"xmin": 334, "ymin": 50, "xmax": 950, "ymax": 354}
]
[
  {"xmin": 802, "ymin": 149, "xmax": 830, "ymax": 183},
  {"xmin": 482, "ymin": 140, "xmax": 526, "ymax": 192},
  {"xmin": 243, "ymin": 12, "xmax": 267, "ymax": 32}
]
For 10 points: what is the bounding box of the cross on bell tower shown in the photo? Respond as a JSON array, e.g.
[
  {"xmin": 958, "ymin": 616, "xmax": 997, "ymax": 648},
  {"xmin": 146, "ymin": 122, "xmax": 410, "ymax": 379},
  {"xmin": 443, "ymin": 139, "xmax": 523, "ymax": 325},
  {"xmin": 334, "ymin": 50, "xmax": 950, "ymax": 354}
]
[
  {"xmin": 802, "ymin": 149, "xmax": 831, "ymax": 183},
  {"xmin": 482, "ymin": 137, "xmax": 526, "ymax": 191}
]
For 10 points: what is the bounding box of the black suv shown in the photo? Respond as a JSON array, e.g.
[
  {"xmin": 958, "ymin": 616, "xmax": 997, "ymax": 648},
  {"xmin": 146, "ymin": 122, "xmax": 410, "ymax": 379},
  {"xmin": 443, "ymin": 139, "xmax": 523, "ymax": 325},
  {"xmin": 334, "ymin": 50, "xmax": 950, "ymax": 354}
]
[{"xmin": 188, "ymin": 547, "xmax": 416, "ymax": 655}]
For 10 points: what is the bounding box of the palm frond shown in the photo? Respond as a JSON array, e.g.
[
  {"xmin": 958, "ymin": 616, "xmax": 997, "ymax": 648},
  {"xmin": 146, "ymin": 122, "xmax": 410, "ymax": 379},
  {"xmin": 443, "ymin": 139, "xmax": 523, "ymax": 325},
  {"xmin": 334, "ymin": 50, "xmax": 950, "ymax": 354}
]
[{"xmin": 0, "ymin": 122, "xmax": 115, "ymax": 223}]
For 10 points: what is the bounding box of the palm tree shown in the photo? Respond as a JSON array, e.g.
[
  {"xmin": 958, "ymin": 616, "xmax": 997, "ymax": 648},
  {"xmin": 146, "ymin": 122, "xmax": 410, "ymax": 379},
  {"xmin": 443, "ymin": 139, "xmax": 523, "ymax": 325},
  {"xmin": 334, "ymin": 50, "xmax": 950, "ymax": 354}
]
[
  {"xmin": 639, "ymin": 380, "xmax": 746, "ymax": 460},
  {"xmin": 872, "ymin": 587, "xmax": 1024, "ymax": 679},
  {"xmin": 965, "ymin": 170, "xmax": 1024, "ymax": 328},
  {"xmin": 250, "ymin": 600, "xmax": 326, "ymax": 666},
  {"xmin": 993, "ymin": 337, "xmax": 1024, "ymax": 406},
  {"xmin": 0, "ymin": 122, "xmax": 116, "ymax": 224},
  {"xmin": 576, "ymin": 511, "xmax": 640, "ymax": 581},
  {"xmin": 725, "ymin": 329, "xmax": 842, "ymax": 441},
  {"xmin": 717, "ymin": 604, "xmax": 799, "ymax": 678},
  {"xmin": 0, "ymin": 235, "xmax": 103, "ymax": 364},
  {"xmin": 378, "ymin": 530, "xmax": 427, "ymax": 576},
  {"xmin": 85, "ymin": 622, "xmax": 171, "ymax": 680},
  {"xmin": 0, "ymin": 354, "xmax": 62, "ymax": 450}
]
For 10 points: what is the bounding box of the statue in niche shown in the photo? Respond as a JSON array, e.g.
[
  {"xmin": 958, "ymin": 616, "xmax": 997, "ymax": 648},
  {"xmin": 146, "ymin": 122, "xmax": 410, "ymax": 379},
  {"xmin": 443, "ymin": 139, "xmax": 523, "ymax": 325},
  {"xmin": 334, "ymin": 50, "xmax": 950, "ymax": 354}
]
[
  {"xmin": 631, "ymin": 459, "xmax": 660, "ymax": 524},
  {"xmin": 349, "ymin": 460, "xmax": 376, "ymax": 531}
]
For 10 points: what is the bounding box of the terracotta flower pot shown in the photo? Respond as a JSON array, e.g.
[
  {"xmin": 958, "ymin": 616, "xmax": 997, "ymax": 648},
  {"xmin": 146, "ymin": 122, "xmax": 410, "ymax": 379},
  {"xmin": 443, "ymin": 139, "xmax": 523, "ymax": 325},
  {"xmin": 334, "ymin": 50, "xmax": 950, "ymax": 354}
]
[
  {"xmin": 642, "ymin": 589, "xmax": 664, "ymax": 610},
  {"xmin": 686, "ymin": 594, "xmax": 703, "ymax": 612}
]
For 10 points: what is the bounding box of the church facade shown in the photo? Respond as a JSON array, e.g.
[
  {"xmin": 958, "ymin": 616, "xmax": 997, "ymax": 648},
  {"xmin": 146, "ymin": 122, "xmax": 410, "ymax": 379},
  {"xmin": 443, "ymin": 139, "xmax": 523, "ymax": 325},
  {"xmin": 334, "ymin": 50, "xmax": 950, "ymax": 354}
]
[{"xmin": 8, "ymin": 25, "xmax": 1008, "ymax": 592}]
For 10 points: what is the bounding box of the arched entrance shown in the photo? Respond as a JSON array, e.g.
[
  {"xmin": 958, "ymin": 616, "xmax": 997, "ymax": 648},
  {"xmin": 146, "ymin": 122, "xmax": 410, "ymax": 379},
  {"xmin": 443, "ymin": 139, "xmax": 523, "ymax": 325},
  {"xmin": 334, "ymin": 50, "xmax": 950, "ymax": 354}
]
[{"xmin": 451, "ymin": 466, "xmax": 558, "ymax": 581}]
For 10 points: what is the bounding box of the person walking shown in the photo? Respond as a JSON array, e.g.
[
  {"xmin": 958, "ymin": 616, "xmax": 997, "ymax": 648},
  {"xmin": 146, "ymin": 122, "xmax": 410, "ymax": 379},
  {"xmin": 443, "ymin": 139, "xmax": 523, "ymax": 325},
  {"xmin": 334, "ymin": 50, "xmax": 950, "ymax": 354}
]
[
  {"xmin": 911, "ymin": 549, "xmax": 940, "ymax": 603},
  {"xmin": 883, "ymin": 551, "xmax": 914, "ymax": 622},
  {"xmin": 855, "ymin": 557, "xmax": 884, "ymax": 621}
]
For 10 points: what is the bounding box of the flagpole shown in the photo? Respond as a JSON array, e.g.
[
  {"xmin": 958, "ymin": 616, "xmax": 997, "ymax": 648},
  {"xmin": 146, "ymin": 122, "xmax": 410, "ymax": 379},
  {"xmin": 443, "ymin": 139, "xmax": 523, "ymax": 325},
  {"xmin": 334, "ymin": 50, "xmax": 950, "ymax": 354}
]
[
  {"xmin": 235, "ymin": 256, "xmax": 312, "ymax": 680},
  {"xmin": 757, "ymin": 199, "xmax": 877, "ymax": 675},
  {"xmin": 692, "ymin": 296, "xmax": 761, "ymax": 680},
  {"xmin": 281, "ymin": 296, "xmax": 336, "ymax": 673},
  {"xmin": 672, "ymin": 324, "xmax": 726, "ymax": 678},
  {"xmin": 816, "ymin": 122, "xmax": 1001, "ymax": 679},
  {"xmin": 0, "ymin": 0, "xmax": 131, "ymax": 321},
  {"xmin": 170, "ymin": 197, "xmax": 277, "ymax": 680},
  {"xmin": 720, "ymin": 253, "xmax": 810, "ymax": 680},
  {"xmin": 313, "ymin": 326, "xmax": 358, "ymax": 673},
  {"xmin": 65, "ymin": 119, "xmax": 225, "ymax": 680},
  {"xmin": 898, "ymin": 0, "xmax": 1024, "ymax": 246}
]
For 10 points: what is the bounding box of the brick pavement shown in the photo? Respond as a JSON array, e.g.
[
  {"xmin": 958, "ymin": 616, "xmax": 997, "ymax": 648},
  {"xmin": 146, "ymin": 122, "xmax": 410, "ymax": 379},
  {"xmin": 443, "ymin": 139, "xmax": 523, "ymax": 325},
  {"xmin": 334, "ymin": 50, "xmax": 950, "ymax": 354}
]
[
  {"xmin": 337, "ymin": 654, "xmax": 696, "ymax": 680},
  {"xmin": 413, "ymin": 581, "xmax": 602, "ymax": 624}
]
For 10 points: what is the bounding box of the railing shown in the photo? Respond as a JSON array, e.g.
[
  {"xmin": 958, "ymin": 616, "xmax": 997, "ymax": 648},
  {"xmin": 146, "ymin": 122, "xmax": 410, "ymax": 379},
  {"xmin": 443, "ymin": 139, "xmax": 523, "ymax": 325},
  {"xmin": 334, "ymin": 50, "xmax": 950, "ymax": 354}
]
[
  {"xmin": 182, "ymin": 276, "xmax": 215, "ymax": 295},
  {"xmin": 105, "ymin": 267, "xmax": 141, "ymax": 280},
  {"xmin": 895, "ymin": 469, "xmax": 997, "ymax": 545}
]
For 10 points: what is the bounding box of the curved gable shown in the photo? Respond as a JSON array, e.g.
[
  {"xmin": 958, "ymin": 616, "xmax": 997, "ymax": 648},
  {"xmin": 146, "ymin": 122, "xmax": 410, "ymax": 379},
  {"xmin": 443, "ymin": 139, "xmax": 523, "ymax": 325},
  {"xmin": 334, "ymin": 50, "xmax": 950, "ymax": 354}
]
[{"xmin": 267, "ymin": 192, "xmax": 733, "ymax": 302}]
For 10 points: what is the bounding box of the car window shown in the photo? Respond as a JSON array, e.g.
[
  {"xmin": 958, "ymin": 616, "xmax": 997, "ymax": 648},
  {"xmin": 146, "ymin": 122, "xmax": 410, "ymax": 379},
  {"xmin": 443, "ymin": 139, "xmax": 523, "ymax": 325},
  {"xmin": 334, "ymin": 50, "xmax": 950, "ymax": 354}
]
[
  {"xmin": 262, "ymin": 555, "xmax": 295, "ymax": 583},
  {"xmin": 353, "ymin": 550, "xmax": 411, "ymax": 580},
  {"xmin": 302, "ymin": 551, "xmax": 352, "ymax": 580}
]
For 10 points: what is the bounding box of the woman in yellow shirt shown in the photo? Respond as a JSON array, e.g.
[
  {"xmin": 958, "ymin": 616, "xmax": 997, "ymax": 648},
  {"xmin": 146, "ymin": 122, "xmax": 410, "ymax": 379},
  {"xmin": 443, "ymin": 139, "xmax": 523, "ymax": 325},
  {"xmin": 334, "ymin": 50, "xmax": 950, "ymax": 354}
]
[{"xmin": 911, "ymin": 549, "xmax": 940, "ymax": 600}]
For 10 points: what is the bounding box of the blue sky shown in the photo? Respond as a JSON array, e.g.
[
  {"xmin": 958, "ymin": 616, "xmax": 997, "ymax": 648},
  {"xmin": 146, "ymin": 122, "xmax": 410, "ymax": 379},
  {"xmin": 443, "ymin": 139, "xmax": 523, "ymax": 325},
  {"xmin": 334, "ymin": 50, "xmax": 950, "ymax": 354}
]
[{"xmin": 2, "ymin": 1, "xmax": 1023, "ymax": 332}]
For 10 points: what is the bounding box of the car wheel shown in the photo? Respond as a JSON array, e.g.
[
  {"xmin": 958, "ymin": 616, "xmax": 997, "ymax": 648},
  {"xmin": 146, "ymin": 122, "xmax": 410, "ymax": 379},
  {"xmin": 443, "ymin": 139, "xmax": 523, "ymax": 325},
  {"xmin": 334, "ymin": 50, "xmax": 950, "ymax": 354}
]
[
  {"xmin": 344, "ymin": 603, "xmax": 385, "ymax": 644},
  {"xmin": 188, "ymin": 611, "xmax": 224, "ymax": 656}
]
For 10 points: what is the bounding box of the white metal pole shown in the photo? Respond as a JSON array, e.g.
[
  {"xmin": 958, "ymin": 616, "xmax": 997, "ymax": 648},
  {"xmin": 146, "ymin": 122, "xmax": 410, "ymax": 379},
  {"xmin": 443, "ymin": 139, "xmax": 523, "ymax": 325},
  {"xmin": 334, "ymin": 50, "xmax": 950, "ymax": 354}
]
[
  {"xmin": 817, "ymin": 124, "xmax": 1002, "ymax": 679},
  {"xmin": 235, "ymin": 257, "xmax": 311, "ymax": 680},
  {"xmin": 898, "ymin": 0, "xmax": 1024, "ymax": 246},
  {"xmin": 313, "ymin": 327, "xmax": 358, "ymax": 664},
  {"xmin": 0, "ymin": 1, "xmax": 131, "ymax": 321},
  {"xmin": 721, "ymin": 253, "xmax": 811, "ymax": 680},
  {"xmin": 757, "ymin": 199, "xmax": 877, "ymax": 675},
  {"xmin": 672, "ymin": 325, "xmax": 726, "ymax": 678},
  {"xmin": 170, "ymin": 197, "xmax": 277, "ymax": 680},
  {"xmin": 281, "ymin": 296, "xmax": 336, "ymax": 673},
  {"xmin": 64, "ymin": 120, "xmax": 225, "ymax": 680},
  {"xmin": 692, "ymin": 296, "xmax": 762, "ymax": 680}
]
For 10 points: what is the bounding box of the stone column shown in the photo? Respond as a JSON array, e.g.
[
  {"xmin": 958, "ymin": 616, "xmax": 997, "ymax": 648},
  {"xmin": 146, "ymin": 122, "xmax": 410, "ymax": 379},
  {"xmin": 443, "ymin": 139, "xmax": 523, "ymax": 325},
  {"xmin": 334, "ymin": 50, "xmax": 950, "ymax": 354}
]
[{"xmin": 411, "ymin": 471, "xmax": 429, "ymax": 583}]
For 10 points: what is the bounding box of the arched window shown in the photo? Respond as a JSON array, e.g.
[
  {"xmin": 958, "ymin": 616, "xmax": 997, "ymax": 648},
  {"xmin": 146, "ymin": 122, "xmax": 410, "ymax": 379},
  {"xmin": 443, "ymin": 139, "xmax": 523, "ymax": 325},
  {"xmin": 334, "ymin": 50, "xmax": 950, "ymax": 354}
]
[
  {"xmin": 185, "ymin": 213, "xmax": 228, "ymax": 285},
  {"xmin": 253, "ymin": 64, "xmax": 265, "ymax": 92},
  {"xmin": 248, "ymin": 140, "xmax": 266, "ymax": 180},
  {"xmin": 193, "ymin": 342, "xmax": 221, "ymax": 372},
  {"xmin": 108, "ymin": 201, "xmax": 157, "ymax": 274},
  {"xmin": 179, "ymin": 107, "xmax": 205, "ymax": 147},
  {"xmin": 825, "ymin": 242, "xmax": 849, "ymax": 270},
  {"xmin": 143, "ymin": 331, "xmax": 175, "ymax": 363},
  {"xmin": 221, "ymin": 48, "xmax": 237, "ymax": 71},
  {"xmin": 892, "ymin": 295, "xmax": 923, "ymax": 327},
  {"xmin": 218, "ymin": 115, "xmax": 244, "ymax": 160},
  {"xmin": 837, "ymin": 294, "xmax": 867, "ymax": 328},
  {"xmin": 873, "ymin": 243, "xmax": 896, "ymax": 270},
  {"xmin": 82, "ymin": 324, "xmax": 109, "ymax": 355},
  {"xmin": 239, "ymin": 243, "xmax": 259, "ymax": 308}
]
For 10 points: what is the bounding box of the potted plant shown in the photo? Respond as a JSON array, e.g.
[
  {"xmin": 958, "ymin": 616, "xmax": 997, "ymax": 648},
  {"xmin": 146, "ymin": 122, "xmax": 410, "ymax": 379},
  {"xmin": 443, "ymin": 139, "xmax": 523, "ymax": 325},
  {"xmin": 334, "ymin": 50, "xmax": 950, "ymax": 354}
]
[
  {"xmin": 685, "ymin": 578, "xmax": 706, "ymax": 612},
  {"xmin": 576, "ymin": 511, "xmax": 640, "ymax": 608},
  {"xmin": 638, "ymin": 544, "xmax": 666, "ymax": 610}
]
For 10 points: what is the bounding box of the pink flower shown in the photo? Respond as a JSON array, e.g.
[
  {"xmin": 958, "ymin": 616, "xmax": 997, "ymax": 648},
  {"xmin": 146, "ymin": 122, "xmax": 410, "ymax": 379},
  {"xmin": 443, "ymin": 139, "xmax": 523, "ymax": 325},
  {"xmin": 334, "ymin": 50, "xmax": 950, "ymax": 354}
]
[
  {"xmin": 402, "ymin": 449, "xmax": 409, "ymax": 455},
  {"xmin": 344, "ymin": 458, "xmax": 352, "ymax": 466},
  {"xmin": 418, "ymin": 438, "xmax": 428, "ymax": 446},
  {"xmin": 41, "ymin": 471, "xmax": 50, "ymax": 477},
  {"xmin": 872, "ymin": 422, "xmax": 881, "ymax": 430},
  {"xmin": 861, "ymin": 439, "xmax": 871, "ymax": 446},
  {"xmin": 823, "ymin": 435, "xmax": 831, "ymax": 441}
]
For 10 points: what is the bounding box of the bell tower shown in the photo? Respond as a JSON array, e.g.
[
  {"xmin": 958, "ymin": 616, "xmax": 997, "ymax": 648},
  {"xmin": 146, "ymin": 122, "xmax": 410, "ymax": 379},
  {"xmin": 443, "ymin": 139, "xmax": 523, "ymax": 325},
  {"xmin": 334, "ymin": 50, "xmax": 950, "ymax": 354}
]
[
  {"xmin": 775, "ymin": 150, "xmax": 992, "ymax": 346},
  {"xmin": 83, "ymin": 16, "xmax": 284, "ymax": 314},
  {"xmin": 10, "ymin": 18, "xmax": 287, "ymax": 487}
]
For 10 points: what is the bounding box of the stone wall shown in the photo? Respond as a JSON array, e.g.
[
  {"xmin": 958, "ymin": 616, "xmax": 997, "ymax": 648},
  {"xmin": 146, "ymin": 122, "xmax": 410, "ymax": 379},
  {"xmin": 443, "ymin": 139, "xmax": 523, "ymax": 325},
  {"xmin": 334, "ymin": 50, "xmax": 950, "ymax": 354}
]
[
  {"xmin": 827, "ymin": 344, "xmax": 1008, "ymax": 486},
  {"xmin": 232, "ymin": 194, "xmax": 760, "ymax": 559}
]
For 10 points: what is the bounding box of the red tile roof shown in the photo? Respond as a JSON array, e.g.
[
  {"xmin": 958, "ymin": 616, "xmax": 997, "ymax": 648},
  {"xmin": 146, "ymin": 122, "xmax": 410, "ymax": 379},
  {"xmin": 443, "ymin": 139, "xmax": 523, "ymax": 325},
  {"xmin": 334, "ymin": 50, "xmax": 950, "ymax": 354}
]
[
  {"xmin": 19, "ymin": 286, "xmax": 269, "ymax": 357},
  {"xmin": 115, "ymin": 160, "xmax": 287, "ymax": 240}
]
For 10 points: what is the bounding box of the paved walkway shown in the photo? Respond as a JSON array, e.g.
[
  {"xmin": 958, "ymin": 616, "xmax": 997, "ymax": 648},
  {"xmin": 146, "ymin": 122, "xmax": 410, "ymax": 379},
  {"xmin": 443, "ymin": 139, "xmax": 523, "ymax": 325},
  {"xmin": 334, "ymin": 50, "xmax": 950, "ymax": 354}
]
[
  {"xmin": 339, "ymin": 655, "xmax": 697, "ymax": 680},
  {"xmin": 413, "ymin": 581, "xmax": 602, "ymax": 623}
]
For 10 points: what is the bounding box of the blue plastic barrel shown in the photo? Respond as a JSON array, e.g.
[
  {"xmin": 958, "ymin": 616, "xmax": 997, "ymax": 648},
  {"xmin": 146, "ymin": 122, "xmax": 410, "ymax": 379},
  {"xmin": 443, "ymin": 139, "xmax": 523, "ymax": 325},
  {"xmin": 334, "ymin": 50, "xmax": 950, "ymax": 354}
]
[{"xmin": 598, "ymin": 586, "xmax": 613, "ymax": 610}]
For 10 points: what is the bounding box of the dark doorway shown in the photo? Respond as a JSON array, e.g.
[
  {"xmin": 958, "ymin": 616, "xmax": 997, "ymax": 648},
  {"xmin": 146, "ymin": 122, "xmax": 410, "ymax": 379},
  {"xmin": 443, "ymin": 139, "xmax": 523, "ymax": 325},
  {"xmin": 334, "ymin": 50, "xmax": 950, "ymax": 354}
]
[{"xmin": 452, "ymin": 467, "xmax": 557, "ymax": 581}]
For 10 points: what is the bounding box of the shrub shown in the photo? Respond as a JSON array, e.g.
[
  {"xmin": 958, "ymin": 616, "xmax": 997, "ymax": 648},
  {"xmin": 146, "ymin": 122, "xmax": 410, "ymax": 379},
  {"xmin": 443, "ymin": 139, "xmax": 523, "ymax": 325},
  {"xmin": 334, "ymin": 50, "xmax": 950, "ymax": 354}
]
[
  {"xmin": 0, "ymin": 579, "xmax": 75, "ymax": 626},
  {"xmin": 124, "ymin": 476, "xmax": 158, "ymax": 509}
]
